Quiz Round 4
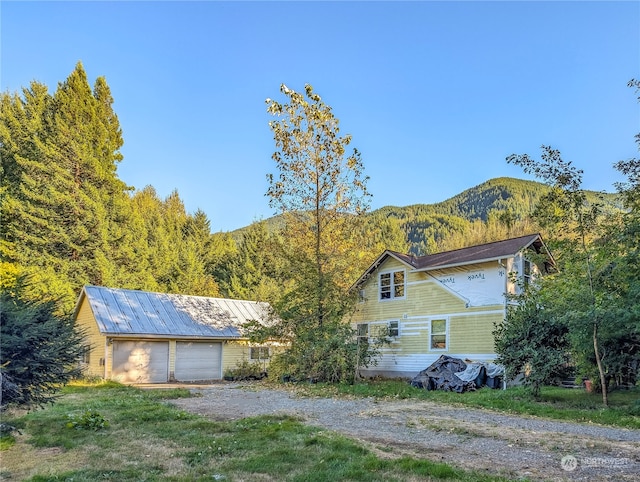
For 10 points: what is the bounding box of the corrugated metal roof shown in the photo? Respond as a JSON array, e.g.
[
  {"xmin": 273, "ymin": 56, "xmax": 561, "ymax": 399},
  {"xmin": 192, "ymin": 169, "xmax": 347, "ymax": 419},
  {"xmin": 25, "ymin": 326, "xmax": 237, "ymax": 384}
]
[{"xmin": 79, "ymin": 286, "xmax": 272, "ymax": 338}]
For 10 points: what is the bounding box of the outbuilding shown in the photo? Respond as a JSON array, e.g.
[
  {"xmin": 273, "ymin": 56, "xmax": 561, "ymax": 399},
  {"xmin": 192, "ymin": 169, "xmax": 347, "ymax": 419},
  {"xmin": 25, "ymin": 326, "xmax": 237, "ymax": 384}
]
[{"xmin": 73, "ymin": 285, "xmax": 275, "ymax": 383}]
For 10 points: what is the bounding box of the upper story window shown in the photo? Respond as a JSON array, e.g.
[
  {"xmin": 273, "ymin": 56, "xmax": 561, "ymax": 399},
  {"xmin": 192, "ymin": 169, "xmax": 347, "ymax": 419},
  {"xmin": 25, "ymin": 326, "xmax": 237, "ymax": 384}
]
[
  {"xmin": 523, "ymin": 259, "xmax": 532, "ymax": 287},
  {"xmin": 379, "ymin": 270, "xmax": 405, "ymax": 300}
]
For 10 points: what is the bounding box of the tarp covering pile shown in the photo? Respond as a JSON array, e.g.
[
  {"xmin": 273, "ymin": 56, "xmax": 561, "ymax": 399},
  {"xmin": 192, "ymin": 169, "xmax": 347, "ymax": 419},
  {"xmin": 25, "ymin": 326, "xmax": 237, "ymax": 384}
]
[{"xmin": 410, "ymin": 355, "xmax": 504, "ymax": 393}]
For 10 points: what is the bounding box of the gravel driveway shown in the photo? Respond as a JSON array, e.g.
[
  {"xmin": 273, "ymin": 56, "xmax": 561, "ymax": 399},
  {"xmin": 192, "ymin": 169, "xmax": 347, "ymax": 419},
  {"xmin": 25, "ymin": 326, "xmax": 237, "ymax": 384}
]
[{"xmin": 169, "ymin": 382, "xmax": 640, "ymax": 481}]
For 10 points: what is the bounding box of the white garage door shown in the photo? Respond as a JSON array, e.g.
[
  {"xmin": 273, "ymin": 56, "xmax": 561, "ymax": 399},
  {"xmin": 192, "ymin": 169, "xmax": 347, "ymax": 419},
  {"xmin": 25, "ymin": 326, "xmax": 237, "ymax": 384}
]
[
  {"xmin": 175, "ymin": 342, "xmax": 222, "ymax": 381},
  {"xmin": 112, "ymin": 341, "xmax": 169, "ymax": 383}
]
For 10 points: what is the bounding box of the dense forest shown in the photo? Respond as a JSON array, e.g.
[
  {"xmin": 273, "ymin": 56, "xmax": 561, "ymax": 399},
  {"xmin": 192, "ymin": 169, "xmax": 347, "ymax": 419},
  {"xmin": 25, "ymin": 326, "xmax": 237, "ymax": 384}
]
[
  {"xmin": 0, "ymin": 64, "xmax": 619, "ymax": 314},
  {"xmin": 3, "ymin": 66, "xmax": 638, "ymax": 399}
]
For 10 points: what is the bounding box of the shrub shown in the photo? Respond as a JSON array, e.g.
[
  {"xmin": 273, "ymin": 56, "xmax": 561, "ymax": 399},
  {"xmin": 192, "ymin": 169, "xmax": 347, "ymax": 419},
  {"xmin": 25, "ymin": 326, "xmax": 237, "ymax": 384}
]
[
  {"xmin": 224, "ymin": 360, "xmax": 266, "ymax": 381},
  {"xmin": 1, "ymin": 289, "xmax": 85, "ymax": 409}
]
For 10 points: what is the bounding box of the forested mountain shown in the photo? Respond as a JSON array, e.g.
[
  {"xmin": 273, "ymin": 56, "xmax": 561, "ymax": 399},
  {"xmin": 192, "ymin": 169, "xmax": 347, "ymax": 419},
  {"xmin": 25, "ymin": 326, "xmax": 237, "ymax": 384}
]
[
  {"xmin": 243, "ymin": 177, "xmax": 620, "ymax": 256},
  {"xmin": 365, "ymin": 177, "xmax": 620, "ymax": 255},
  {"xmin": 0, "ymin": 64, "xmax": 621, "ymax": 313}
]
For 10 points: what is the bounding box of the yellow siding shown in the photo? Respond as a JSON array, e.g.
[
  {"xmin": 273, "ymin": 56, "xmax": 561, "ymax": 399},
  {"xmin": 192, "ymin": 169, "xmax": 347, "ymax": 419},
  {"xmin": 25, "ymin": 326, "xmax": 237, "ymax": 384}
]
[
  {"xmin": 74, "ymin": 296, "xmax": 107, "ymax": 378},
  {"xmin": 350, "ymin": 256, "xmax": 506, "ymax": 370},
  {"xmin": 352, "ymin": 257, "xmax": 467, "ymax": 325},
  {"xmin": 448, "ymin": 313, "xmax": 501, "ymax": 353},
  {"xmin": 223, "ymin": 341, "xmax": 251, "ymax": 372},
  {"xmin": 168, "ymin": 340, "xmax": 177, "ymax": 380}
]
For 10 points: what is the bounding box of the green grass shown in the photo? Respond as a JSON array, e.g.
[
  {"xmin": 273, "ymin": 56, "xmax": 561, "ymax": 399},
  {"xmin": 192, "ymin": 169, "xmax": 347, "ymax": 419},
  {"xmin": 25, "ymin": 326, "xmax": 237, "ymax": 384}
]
[
  {"xmin": 289, "ymin": 379, "xmax": 640, "ymax": 429},
  {"xmin": 1, "ymin": 382, "xmax": 511, "ymax": 482}
]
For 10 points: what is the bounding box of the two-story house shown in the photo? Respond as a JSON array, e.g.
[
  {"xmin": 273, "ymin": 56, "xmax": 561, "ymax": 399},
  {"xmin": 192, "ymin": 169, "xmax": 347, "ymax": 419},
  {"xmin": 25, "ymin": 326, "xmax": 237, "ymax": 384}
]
[{"xmin": 350, "ymin": 233, "xmax": 554, "ymax": 378}]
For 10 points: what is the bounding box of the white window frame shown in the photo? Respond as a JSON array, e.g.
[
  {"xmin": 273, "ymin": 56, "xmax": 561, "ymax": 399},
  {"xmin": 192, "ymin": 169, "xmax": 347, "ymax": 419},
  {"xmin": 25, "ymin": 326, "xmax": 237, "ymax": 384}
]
[
  {"xmin": 357, "ymin": 323, "xmax": 369, "ymax": 343},
  {"xmin": 429, "ymin": 318, "xmax": 448, "ymax": 351},
  {"xmin": 250, "ymin": 346, "xmax": 270, "ymax": 361},
  {"xmin": 379, "ymin": 269, "xmax": 406, "ymax": 301},
  {"xmin": 523, "ymin": 258, "xmax": 532, "ymax": 287},
  {"xmin": 388, "ymin": 320, "xmax": 400, "ymax": 337}
]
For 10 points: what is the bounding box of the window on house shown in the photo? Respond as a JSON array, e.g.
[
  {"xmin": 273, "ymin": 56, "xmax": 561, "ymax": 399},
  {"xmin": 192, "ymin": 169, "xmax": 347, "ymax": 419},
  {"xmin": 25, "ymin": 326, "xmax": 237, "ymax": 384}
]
[
  {"xmin": 388, "ymin": 320, "xmax": 399, "ymax": 337},
  {"xmin": 357, "ymin": 323, "xmax": 369, "ymax": 343},
  {"xmin": 81, "ymin": 345, "xmax": 90, "ymax": 364},
  {"xmin": 250, "ymin": 347, "xmax": 270, "ymax": 360},
  {"xmin": 379, "ymin": 270, "xmax": 405, "ymax": 300},
  {"xmin": 430, "ymin": 319, "xmax": 447, "ymax": 350},
  {"xmin": 523, "ymin": 259, "xmax": 532, "ymax": 287}
]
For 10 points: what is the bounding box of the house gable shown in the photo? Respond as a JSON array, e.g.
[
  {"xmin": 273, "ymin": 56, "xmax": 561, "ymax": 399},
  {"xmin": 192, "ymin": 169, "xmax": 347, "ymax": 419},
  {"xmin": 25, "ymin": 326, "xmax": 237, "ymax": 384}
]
[{"xmin": 349, "ymin": 234, "xmax": 552, "ymax": 378}]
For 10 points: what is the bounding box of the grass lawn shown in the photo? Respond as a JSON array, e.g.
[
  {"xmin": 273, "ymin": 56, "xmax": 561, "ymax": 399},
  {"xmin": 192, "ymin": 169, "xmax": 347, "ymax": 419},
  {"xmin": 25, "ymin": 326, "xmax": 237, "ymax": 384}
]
[
  {"xmin": 1, "ymin": 381, "xmax": 512, "ymax": 482},
  {"xmin": 291, "ymin": 379, "xmax": 640, "ymax": 429}
]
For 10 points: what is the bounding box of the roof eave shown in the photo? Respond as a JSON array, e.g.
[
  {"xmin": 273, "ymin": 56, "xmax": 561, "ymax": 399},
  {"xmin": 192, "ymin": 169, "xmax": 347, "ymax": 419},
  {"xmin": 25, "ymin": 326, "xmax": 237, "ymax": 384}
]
[
  {"xmin": 412, "ymin": 255, "xmax": 516, "ymax": 272},
  {"xmin": 103, "ymin": 333, "xmax": 246, "ymax": 340}
]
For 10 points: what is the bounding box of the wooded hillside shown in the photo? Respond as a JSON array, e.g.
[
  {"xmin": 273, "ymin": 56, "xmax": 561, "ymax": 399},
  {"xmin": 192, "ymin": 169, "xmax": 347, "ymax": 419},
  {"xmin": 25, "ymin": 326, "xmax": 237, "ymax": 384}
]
[{"xmin": 0, "ymin": 65, "xmax": 621, "ymax": 312}]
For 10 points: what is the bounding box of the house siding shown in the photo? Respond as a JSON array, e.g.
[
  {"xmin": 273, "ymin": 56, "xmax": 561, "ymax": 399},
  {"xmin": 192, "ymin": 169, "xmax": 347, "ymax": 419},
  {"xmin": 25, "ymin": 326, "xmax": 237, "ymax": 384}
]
[
  {"xmin": 75, "ymin": 296, "xmax": 107, "ymax": 378},
  {"xmin": 351, "ymin": 257, "xmax": 507, "ymax": 378},
  {"xmin": 223, "ymin": 341, "xmax": 250, "ymax": 372}
]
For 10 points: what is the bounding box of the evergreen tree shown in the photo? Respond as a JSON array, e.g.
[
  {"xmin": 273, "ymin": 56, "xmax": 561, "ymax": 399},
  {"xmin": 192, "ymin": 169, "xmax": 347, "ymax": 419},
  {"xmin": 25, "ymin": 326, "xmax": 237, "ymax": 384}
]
[
  {"xmin": 1, "ymin": 64, "xmax": 139, "ymax": 311},
  {"xmin": 0, "ymin": 81, "xmax": 77, "ymax": 308},
  {"xmin": 1, "ymin": 285, "xmax": 85, "ymax": 408},
  {"xmin": 225, "ymin": 220, "xmax": 283, "ymax": 302}
]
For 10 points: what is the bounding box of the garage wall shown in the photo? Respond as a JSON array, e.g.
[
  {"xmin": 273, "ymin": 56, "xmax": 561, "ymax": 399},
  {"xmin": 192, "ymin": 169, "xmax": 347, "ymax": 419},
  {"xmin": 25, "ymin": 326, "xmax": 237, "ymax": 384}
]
[
  {"xmin": 74, "ymin": 296, "xmax": 106, "ymax": 378},
  {"xmin": 222, "ymin": 341, "xmax": 250, "ymax": 373}
]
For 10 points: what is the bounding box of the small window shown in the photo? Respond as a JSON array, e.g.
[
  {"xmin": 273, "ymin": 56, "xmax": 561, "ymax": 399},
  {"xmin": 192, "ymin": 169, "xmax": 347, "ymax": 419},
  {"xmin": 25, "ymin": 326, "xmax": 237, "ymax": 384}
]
[
  {"xmin": 379, "ymin": 270, "xmax": 405, "ymax": 300},
  {"xmin": 358, "ymin": 289, "xmax": 366, "ymax": 302},
  {"xmin": 357, "ymin": 323, "xmax": 369, "ymax": 342},
  {"xmin": 250, "ymin": 347, "xmax": 270, "ymax": 360},
  {"xmin": 388, "ymin": 320, "xmax": 399, "ymax": 337},
  {"xmin": 430, "ymin": 319, "xmax": 447, "ymax": 350},
  {"xmin": 81, "ymin": 345, "xmax": 91, "ymax": 364},
  {"xmin": 523, "ymin": 259, "xmax": 532, "ymax": 287}
]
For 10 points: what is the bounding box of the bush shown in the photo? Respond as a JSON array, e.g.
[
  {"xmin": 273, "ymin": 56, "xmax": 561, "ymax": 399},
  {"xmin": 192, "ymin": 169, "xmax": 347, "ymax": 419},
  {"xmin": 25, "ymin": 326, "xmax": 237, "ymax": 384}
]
[
  {"xmin": 224, "ymin": 360, "xmax": 266, "ymax": 381},
  {"xmin": 0, "ymin": 289, "xmax": 85, "ymax": 409},
  {"xmin": 266, "ymin": 321, "xmax": 386, "ymax": 384}
]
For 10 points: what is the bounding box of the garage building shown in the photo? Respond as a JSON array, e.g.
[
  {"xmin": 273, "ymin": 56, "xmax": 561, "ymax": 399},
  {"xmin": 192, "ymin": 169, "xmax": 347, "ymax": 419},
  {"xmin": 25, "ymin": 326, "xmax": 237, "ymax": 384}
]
[{"xmin": 73, "ymin": 285, "xmax": 275, "ymax": 383}]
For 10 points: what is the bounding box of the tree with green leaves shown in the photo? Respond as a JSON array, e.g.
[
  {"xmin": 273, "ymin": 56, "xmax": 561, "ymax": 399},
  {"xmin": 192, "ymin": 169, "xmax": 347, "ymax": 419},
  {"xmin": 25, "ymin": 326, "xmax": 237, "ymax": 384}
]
[
  {"xmin": 0, "ymin": 63, "xmax": 146, "ymax": 311},
  {"xmin": 261, "ymin": 83, "xmax": 380, "ymax": 382},
  {"xmin": 506, "ymin": 146, "xmax": 616, "ymax": 406},
  {"xmin": 1, "ymin": 284, "xmax": 85, "ymax": 408},
  {"xmin": 494, "ymin": 286, "xmax": 570, "ymax": 397}
]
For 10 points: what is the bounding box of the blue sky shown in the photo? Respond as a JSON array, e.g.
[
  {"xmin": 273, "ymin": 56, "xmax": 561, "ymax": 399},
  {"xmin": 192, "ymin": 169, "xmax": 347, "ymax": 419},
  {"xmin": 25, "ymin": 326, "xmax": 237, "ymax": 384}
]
[{"xmin": 2, "ymin": 1, "xmax": 639, "ymax": 232}]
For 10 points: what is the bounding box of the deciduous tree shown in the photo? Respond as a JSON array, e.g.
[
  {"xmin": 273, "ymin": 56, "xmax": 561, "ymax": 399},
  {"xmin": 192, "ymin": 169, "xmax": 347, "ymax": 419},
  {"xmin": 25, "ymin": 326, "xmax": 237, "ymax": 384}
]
[{"xmin": 262, "ymin": 84, "xmax": 379, "ymax": 382}]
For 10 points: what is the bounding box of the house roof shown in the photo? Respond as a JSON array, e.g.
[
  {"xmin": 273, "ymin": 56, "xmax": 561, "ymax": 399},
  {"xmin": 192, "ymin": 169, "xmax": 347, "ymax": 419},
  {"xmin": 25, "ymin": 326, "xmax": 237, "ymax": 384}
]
[
  {"xmin": 74, "ymin": 285, "xmax": 272, "ymax": 338},
  {"xmin": 353, "ymin": 234, "xmax": 553, "ymax": 288}
]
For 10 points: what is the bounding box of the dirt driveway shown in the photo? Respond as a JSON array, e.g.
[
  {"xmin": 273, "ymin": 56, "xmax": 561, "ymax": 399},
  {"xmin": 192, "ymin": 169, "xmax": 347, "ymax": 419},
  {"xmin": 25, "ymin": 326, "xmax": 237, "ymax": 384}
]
[{"xmin": 168, "ymin": 382, "xmax": 640, "ymax": 482}]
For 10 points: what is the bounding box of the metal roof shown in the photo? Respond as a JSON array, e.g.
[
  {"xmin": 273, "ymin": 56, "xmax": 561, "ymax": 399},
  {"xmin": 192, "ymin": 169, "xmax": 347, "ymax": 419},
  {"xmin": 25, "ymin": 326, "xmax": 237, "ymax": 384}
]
[{"xmin": 76, "ymin": 286, "xmax": 273, "ymax": 338}]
